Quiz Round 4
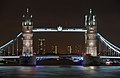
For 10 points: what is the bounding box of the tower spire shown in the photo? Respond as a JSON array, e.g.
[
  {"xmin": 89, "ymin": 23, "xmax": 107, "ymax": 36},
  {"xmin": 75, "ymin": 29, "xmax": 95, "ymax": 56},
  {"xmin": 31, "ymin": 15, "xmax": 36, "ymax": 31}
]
[
  {"xmin": 85, "ymin": 9, "xmax": 96, "ymax": 26},
  {"xmin": 22, "ymin": 8, "xmax": 33, "ymax": 26},
  {"xmin": 88, "ymin": 9, "xmax": 93, "ymax": 26}
]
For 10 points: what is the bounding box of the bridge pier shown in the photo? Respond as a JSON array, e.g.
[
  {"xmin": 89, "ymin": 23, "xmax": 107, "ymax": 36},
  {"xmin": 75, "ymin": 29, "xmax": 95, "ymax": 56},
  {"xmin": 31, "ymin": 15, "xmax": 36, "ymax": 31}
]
[
  {"xmin": 83, "ymin": 54, "xmax": 100, "ymax": 66},
  {"xmin": 20, "ymin": 56, "xmax": 36, "ymax": 66}
]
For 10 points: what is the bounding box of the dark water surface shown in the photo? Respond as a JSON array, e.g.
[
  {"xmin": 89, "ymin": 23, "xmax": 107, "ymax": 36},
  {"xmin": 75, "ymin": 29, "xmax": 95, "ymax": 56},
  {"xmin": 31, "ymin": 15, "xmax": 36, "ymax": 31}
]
[{"xmin": 0, "ymin": 66, "xmax": 120, "ymax": 78}]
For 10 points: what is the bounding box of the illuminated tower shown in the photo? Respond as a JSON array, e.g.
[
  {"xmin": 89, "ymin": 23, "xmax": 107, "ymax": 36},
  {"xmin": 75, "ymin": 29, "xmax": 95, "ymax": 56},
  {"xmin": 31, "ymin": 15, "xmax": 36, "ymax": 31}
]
[
  {"xmin": 22, "ymin": 8, "xmax": 33, "ymax": 56},
  {"xmin": 85, "ymin": 9, "xmax": 97, "ymax": 56}
]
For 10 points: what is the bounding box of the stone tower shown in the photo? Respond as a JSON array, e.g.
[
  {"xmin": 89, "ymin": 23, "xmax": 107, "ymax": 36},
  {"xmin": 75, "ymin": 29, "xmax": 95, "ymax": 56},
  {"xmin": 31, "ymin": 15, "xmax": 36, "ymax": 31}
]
[
  {"xmin": 85, "ymin": 9, "xmax": 97, "ymax": 56},
  {"xmin": 22, "ymin": 8, "xmax": 33, "ymax": 57}
]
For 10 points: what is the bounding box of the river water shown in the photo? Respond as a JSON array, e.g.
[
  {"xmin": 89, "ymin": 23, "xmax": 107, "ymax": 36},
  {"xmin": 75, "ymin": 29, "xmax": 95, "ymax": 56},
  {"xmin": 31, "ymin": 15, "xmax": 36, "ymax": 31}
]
[{"xmin": 0, "ymin": 66, "xmax": 120, "ymax": 78}]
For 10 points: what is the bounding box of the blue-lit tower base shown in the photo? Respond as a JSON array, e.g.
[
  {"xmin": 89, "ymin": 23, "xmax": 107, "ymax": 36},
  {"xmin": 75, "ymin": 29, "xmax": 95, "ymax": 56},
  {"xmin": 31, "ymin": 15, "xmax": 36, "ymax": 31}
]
[
  {"xmin": 83, "ymin": 54, "xmax": 100, "ymax": 66},
  {"xmin": 20, "ymin": 56, "xmax": 36, "ymax": 66}
]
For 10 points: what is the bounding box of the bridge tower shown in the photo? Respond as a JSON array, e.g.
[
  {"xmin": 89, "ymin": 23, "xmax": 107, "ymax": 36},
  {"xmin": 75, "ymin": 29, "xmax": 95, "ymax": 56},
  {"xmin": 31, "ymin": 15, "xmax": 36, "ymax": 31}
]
[
  {"xmin": 20, "ymin": 8, "xmax": 36, "ymax": 65},
  {"xmin": 84, "ymin": 9, "xmax": 100, "ymax": 66},
  {"xmin": 85, "ymin": 9, "xmax": 97, "ymax": 56},
  {"xmin": 22, "ymin": 8, "xmax": 33, "ymax": 56}
]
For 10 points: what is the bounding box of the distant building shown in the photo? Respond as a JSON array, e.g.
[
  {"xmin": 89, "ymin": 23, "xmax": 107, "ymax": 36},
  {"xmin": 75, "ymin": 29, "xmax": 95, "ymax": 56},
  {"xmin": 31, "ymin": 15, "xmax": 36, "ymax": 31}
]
[
  {"xmin": 52, "ymin": 45, "xmax": 58, "ymax": 54},
  {"xmin": 67, "ymin": 45, "xmax": 72, "ymax": 54},
  {"xmin": 38, "ymin": 39, "xmax": 45, "ymax": 55}
]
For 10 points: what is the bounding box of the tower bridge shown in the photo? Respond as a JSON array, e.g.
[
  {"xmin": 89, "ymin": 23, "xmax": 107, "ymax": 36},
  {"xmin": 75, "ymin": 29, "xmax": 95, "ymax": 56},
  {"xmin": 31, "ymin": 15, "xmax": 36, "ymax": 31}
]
[{"xmin": 0, "ymin": 9, "xmax": 120, "ymax": 65}]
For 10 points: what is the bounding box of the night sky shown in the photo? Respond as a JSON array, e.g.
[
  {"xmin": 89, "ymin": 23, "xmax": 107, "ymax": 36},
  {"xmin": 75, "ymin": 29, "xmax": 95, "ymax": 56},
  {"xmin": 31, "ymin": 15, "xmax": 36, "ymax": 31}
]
[{"xmin": 0, "ymin": 0, "xmax": 120, "ymax": 53}]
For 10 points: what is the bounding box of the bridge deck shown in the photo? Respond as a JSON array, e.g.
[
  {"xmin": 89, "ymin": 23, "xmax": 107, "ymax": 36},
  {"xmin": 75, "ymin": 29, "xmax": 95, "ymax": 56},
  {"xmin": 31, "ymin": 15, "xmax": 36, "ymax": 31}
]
[
  {"xmin": 100, "ymin": 56, "xmax": 120, "ymax": 59},
  {"xmin": 0, "ymin": 55, "xmax": 81, "ymax": 59},
  {"xmin": 0, "ymin": 56, "xmax": 20, "ymax": 59}
]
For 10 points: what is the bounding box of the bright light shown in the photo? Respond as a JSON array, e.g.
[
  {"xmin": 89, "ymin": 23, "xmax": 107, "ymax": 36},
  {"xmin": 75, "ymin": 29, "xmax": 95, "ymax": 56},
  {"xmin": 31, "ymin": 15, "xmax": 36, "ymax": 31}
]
[
  {"xmin": 89, "ymin": 66, "xmax": 95, "ymax": 69},
  {"xmin": 89, "ymin": 42, "xmax": 94, "ymax": 46},
  {"xmin": 81, "ymin": 57, "xmax": 83, "ymax": 60},
  {"xmin": 57, "ymin": 26, "xmax": 62, "ymax": 31},
  {"xmin": 26, "ymin": 30, "xmax": 30, "ymax": 33}
]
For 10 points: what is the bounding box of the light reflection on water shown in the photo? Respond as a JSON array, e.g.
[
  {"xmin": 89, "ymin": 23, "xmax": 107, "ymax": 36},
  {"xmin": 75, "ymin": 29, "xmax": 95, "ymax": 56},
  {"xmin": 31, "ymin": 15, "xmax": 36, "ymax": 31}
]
[{"xmin": 0, "ymin": 66, "xmax": 120, "ymax": 78}]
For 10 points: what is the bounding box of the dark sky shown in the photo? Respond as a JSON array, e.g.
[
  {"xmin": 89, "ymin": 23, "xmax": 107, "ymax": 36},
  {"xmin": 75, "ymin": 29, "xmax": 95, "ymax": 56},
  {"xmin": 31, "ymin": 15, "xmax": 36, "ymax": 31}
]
[{"xmin": 0, "ymin": 0, "xmax": 120, "ymax": 53}]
